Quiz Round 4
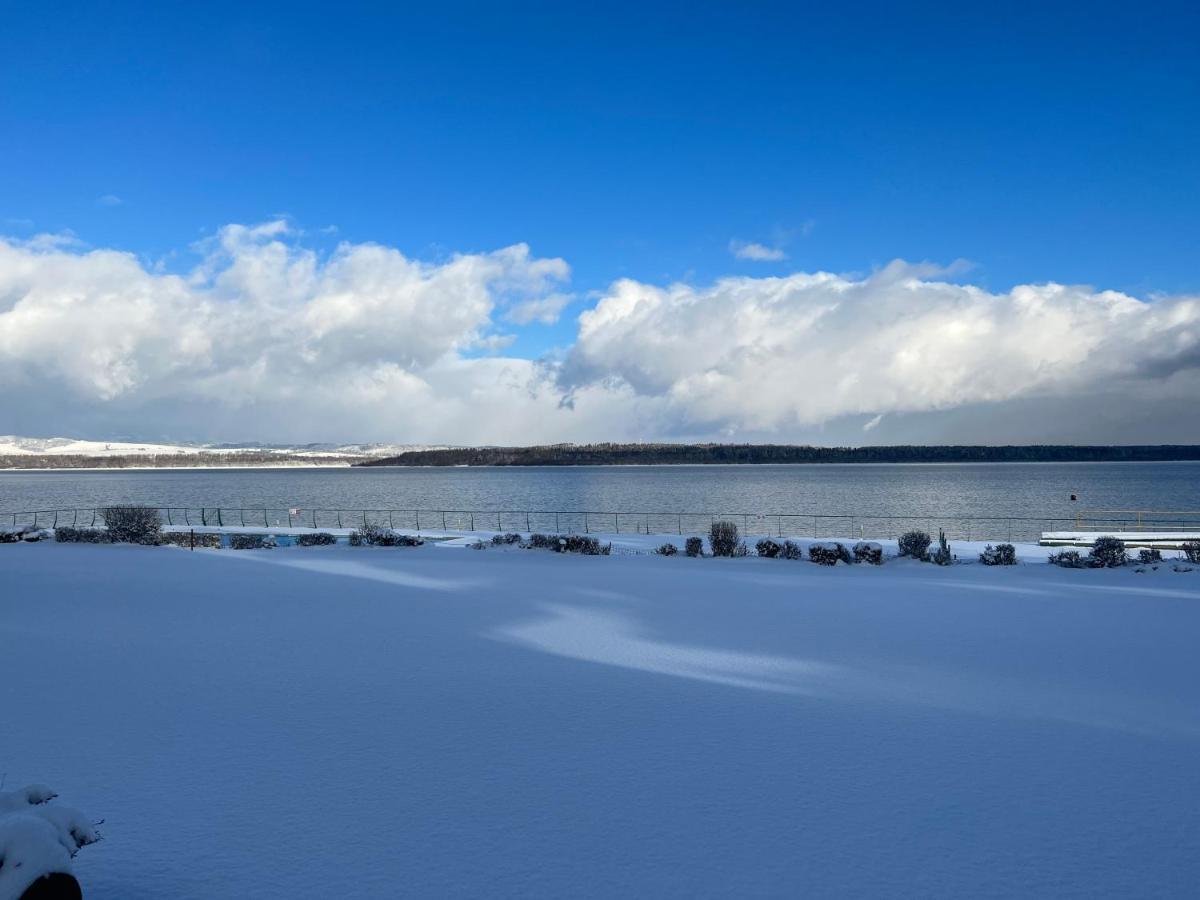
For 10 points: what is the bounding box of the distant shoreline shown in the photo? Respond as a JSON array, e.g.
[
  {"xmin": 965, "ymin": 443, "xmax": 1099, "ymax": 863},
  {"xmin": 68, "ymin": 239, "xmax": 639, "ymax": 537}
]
[
  {"xmin": 6, "ymin": 443, "xmax": 1200, "ymax": 470},
  {"xmin": 358, "ymin": 444, "xmax": 1200, "ymax": 468}
]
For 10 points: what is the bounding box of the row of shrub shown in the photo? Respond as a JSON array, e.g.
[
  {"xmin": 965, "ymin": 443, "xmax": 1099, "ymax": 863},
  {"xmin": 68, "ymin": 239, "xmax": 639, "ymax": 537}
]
[
  {"xmin": 53, "ymin": 525, "xmax": 337, "ymax": 549},
  {"xmin": 489, "ymin": 532, "xmax": 611, "ymax": 555},
  {"xmin": 647, "ymin": 523, "xmax": 1027, "ymax": 569},
  {"xmin": 1048, "ymin": 537, "xmax": 1200, "ymax": 568},
  {"xmin": 49, "ymin": 507, "xmax": 428, "ymax": 550}
]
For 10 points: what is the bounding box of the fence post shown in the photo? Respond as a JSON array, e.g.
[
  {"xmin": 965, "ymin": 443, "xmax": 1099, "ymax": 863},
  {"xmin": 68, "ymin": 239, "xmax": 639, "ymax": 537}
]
[
  {"xmin": 584, "ymin": 513, "xmax": 589, "ymax": 534},
  {"xmin": 363, "ymin": 510, "xmax": 368, "ymax": 527},
  {"xmin": 442, "ymin": 511, "xmax": 447, "ymax": 529},
  {"xmin": 337, "ymin": 511, "xmax": 342, "ymax": 528},
  {"xmin": 526, "ymin": 511, "xmax": 531, "ymax": 531},
  {"xmin": 470, "ymin": 513, "xmax": 474, "ymax": 531},
  {"xmin": 264, "ymin": 509, "xmax": 269, "ymax": 527},
  {"xmin": 217, "ymin": 508, "xmax": 223, "ymax": 527},
  {"xmin": 555, "ymin": 513, "xmax": 560, "ymax": 532}
]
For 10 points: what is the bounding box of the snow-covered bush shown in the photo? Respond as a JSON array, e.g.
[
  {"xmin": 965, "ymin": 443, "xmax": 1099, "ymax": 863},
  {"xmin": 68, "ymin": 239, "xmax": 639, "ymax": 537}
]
[
  {"xmin": 979, "ymin": 543, "xmax": 1016, "ymax": 566},
  {"xmin": 491, "ymin": 533, "xmax": 523, "ymax": 545},
  {"xmin": 53, "ymin": 526, "xmax": 113, "ymax": 544},
  {"xmin": 101, "ymin": 505, "xmax": 162, "ymax": 545},
  {"xmin": 1181, "ymin": 541, "xmax": 1200, "ymax": 563},
  {"xmin": 809, "ymin": 542, "xmax": 852, "ymax": 566},
  {"xmin": 684, "ymin": 536, "xmax": 704, "ymax": 557},
  {"xmin": 562, "ymin": 535, "xmax": 610, "ymax": 555},
  {"xmin": 1089, "ymin": 536, "xmax": 1127, "ymax": 568},
  {"xmin": 1137, "ymin": 547, "xmax": 1163, "ymax": 565},
  {"xmin": 1048, "ymin": 549, "xmax": 1087, "ymax": 568},
  {"xmin": 229, "ymin": 533, "xmax": 276, "ymax": 550},
  {"xmin": 755, "ymin": 538, "xmax": 782, "ymax": 558},
  {"xmin": 295, "ymin": 532, "xmax": 337, "ymax": 547},
  {"xmin": 756, "ymin": 538, "xmax": 803, "ymax": 560},
  {"xmin": 928, "ymin": 529, "xmax": 953, "ymax": 566},
  {"xmin": 0, "ymin": 783, "xmax": 99, "ymax": 900},
  {"xmin": 897, "ymin": 530, "xmax": 931, "ymax": 559},
  {"xmin": 782, "ymin": 540, "xmax": 804, "ymax": 560},
  {"xmin": 979, "ymin": 543, "xmax": 1017, "ymax": 566},
  {"xmin": 853, "ymin": 541, "xmax": 883, "ymax": 565},
  {"xmin": 523, "ymin": 533, "xmax": 610, "ymax": 555},
  {"xmin": 3, "ymin": 526, "xmax": 50, "ymax": 543},
  {"xmin": 158, "ymin": 531, "xmax": 221, "ymax": 549},
  {"xmin": 350, "ymin": 523, "xmax": 423, "ymax": 547},
  {"xmin": 655, "ymin": 542, "xmax": 678, "ymax": 556},
  {"xmin": 709, "ymin": 521, "xmax": 745, "ymax": 558}
]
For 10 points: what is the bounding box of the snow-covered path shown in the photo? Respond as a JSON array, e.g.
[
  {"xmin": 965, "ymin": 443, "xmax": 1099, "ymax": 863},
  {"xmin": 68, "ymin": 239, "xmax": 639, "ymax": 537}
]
[{"xmin": 3, "ymin": 543, "xmax": 1198, "ymax": 897}]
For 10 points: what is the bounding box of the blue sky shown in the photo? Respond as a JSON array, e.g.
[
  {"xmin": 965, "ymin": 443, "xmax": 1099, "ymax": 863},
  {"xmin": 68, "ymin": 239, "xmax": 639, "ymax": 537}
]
[{"xmin": 1, "ymin": 1, "xmax": 1198, "ymax": 443}]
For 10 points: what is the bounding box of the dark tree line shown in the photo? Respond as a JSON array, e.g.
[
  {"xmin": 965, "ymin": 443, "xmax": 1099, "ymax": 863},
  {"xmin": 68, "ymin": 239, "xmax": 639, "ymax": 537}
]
[{"xmin": 358, "ymin": 443, "xmax": 1200, "ymax": 467}]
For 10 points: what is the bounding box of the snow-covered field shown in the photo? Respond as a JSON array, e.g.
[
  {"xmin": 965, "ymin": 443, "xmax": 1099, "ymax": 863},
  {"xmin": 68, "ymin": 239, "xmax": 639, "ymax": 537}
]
[{"xmin": 3, "ymin": 539, "xmax": 1198, "ymax": 897}]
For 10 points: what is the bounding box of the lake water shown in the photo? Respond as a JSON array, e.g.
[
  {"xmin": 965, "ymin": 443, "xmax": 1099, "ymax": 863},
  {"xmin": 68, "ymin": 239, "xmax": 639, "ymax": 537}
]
[{"xmin": 3, "ymin": 462, "xmax": 1199, "ymax": 542}]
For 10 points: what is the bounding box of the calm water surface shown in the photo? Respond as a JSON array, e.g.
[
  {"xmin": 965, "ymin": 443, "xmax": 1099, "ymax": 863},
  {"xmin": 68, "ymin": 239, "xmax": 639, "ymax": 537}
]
[{"xmin": 2, "ymin": 463, "xmax": 1198, "ymax": 540}]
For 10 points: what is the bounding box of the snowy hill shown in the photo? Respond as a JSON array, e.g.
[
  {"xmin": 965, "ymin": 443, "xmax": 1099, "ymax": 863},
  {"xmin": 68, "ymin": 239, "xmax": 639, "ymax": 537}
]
[{"xmin": 0, "ymin": 435, "xmax": 440, "ymax": 458}]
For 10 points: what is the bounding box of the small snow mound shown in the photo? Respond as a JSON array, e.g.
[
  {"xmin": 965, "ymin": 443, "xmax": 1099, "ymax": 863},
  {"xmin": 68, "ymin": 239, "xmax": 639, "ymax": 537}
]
[{"xmin": 0, "ymin": 785, "xmax": 98, "ymax": 900}]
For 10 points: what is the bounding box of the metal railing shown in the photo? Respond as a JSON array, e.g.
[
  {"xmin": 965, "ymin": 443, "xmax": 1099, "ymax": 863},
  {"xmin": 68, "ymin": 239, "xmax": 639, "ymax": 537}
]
[
  {"xmin": 9, "ymin": 504, "xmax": 1190, "ymax": 543},
  {"xmin": 1069, "ymin": 509, "xmax": 1200, "ymax": 533}
]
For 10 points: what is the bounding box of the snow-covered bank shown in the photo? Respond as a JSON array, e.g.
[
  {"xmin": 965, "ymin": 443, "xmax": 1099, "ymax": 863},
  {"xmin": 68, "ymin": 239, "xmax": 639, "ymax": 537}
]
[{"xmin": 3, "ymin": 542, "xmax": 1198, "ymax": 897}]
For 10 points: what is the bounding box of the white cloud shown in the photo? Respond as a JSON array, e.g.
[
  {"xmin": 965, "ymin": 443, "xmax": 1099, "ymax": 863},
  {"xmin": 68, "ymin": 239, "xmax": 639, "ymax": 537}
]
[
  {"xmin": 1, "ymin": 224, "xmax": 1198, "ymax": 444},
  {"xmin": 729, "ymin": 239, "xmax": 786, "ymax": 262},
  {"xmin": 97, "ymin": 194, "xmax": 123, "ymax": 207},
  {"xmin": 560, "ymin": 263, "xmax": 1200, "ymax": 436},
  {"xmin": 0, "ymin": 223, "xmax": 602, "ymax": 443}
]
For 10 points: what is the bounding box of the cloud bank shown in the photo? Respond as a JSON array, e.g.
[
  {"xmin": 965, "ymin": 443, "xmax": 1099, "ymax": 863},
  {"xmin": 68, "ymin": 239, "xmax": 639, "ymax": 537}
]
[{"xmin": 1, "ymin": 223, "xmax": 1198, "ymax": 444}]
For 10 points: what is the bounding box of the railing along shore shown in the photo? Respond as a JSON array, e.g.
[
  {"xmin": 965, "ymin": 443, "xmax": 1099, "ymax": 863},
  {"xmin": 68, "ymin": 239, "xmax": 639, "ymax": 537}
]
[{"xmin": 6, "ymin": 506, "xmax": 1200, "ymax": 543}]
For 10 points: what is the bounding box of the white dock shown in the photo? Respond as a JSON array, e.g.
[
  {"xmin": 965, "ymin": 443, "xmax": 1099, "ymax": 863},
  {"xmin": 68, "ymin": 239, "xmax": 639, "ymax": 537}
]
[{"xmin": 1040, "ymin": 530, "xmax": 1200, "ymax": 548}]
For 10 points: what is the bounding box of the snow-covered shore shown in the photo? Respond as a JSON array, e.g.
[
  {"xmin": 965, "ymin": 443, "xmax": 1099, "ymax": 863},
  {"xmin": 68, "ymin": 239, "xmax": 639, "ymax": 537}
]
[{"xmin": 3, "ymin": 540, "xmax": 1198, "ymax": 897}]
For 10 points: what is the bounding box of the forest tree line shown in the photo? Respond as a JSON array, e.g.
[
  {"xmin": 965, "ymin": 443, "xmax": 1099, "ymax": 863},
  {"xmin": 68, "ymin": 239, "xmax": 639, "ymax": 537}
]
[{"xmin": 358, "ymin": 443, "xmax": 1200, "ymax": 467}]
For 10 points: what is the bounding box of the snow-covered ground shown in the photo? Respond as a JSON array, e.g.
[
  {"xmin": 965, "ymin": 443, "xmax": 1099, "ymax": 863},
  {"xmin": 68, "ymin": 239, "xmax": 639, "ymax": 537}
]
[{"xmin": 3, "ymin": 539, "xmax": 1198, "ymax": 897}]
